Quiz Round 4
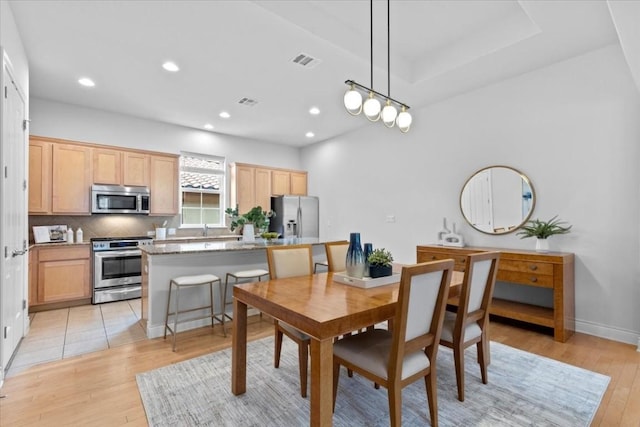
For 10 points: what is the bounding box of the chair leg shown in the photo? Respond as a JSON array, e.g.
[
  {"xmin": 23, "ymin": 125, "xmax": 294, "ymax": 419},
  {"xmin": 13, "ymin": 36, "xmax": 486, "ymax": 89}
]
[
  {"xmin": 387, "ymin": 383, "xmax": 402, "ymax": 427},
  {"xmin": 424, "ymin": 370, "xmax": 438, "ymax": 427},
  {"xmin": 219, "ymin": 279, "xmax": 227, "ymax": 337},
  {"xmin": 164, "ymin": 281, "xmax": 173, "ymax": 339},
  {"xmin": 332, "ymin": 360, "xmax": 341, "ymax": 412},
  {"xmin": 274, "ymin": 325, "xmax": 283, "ymax": 368},
  {"xmin": 209, "ymin": 280, "xmax": 216, "ymax": 329},
  {"xmin": 172, "ymin": 284, "xmax": 180, "ymax": 352},
  {"xmin": 477, "ymin": 336, "xmax": 489, "ymax": 384},
  {"xmin": 453, "ymin": 342, "xmax": 465, "ymax": 402},
  {"xmin": 299, "ymin": 342, "xmax": 308, "ymax": 398}
]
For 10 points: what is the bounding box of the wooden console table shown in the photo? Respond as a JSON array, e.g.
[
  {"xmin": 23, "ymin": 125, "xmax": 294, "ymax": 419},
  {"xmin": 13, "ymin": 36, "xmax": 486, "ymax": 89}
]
[{"xmin": 417, "ymin": 245, "xmax": 574, "ymax": 342}]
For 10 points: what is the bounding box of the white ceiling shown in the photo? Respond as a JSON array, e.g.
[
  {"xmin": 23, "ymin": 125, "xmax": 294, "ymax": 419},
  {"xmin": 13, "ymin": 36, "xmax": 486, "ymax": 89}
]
[{"xmin": 8, "ymin": 0, "xmax": 622, "ymax": 147}]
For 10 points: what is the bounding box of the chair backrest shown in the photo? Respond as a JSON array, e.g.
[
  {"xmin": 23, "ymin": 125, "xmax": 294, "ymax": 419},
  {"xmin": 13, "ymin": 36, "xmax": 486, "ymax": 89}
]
[
  {"xmin": 456, "ymin": 251, "xmax": 500, "ymax": 330},
  {"xmin": 389, "ymin": 259, "xmax": 454, "ymax": 379},
  {"xmin": 324, "ymin": 241, "xmax": 349, "ymax": 272},
  {"xmin": 266, "ymin": 244, "xmax": 314, "ymax": 279}
]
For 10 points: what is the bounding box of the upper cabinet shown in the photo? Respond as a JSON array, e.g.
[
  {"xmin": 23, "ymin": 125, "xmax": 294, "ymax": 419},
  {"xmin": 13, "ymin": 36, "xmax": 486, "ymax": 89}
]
[
  {"xmin": 52, "ymin": 143, "xmax": 92, "ymax": 214},
  {"xmin": 230, "ymin": 163, "xmax": 308, "ymax": 213},
  {"xmin": 149, "ymin": 154, "xmax": 179, "ymax": 215},
  {"xmin": 29, "ymin": 136, "xmax": 175, "ymax": 216},
  {"xmin": 29, "ymin": 137, "xmax": 92, "ymax": 215},
  {"xmin": 93, "ymin": 148, "xmax": 149, "ymax": 186}
]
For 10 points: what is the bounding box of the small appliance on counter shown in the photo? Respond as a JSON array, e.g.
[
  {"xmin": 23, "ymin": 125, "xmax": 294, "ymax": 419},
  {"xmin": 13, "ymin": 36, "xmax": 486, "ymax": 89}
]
[{"xmin": 32, "ymin": 225, "xmax": 68, "ymax": 243}]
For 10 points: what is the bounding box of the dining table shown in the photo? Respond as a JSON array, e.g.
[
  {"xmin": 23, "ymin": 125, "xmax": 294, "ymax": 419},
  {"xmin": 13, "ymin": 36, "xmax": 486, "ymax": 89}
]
[{"xmin": 231, "ymin": 269, "xmax": 464, "ymax": 427}]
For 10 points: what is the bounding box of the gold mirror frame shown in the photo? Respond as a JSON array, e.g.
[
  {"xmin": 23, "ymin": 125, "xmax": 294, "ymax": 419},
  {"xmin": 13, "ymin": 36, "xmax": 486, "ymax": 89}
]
[{"xmin": 460, "ymin": 166, "xmax": 535, "ymax": 235}]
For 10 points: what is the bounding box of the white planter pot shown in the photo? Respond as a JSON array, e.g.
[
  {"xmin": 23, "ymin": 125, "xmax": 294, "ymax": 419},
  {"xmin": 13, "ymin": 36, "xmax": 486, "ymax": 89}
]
[
  {"xmin": 242, "ymin": 224, "xmax": 255, "ymax": 242},
  {"xmin": 535, "ymin": 238, "xmax": 549, "ymax": 253}
]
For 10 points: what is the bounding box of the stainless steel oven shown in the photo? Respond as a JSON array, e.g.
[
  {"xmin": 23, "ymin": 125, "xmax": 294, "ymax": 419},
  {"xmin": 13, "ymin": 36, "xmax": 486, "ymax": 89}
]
[{"xmin": 91, "ymin": 236, "xmax": 153, "ymax": 304}]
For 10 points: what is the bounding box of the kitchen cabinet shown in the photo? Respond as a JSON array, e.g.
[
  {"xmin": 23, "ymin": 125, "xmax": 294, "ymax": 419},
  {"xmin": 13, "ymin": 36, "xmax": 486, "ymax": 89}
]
[
  {"xmin": 230, "ymin": 163, "xmax": 308, "ymax": 214},
  {"xmin": 52, "ymin": 143, "xmax": 92, "ymax": 214},
  {"xmin": 35, "ymin": 245, "xmax": 91, "ymax": 305},
  {"xmin": 28, "ymin": 247, "xmax": 37, "ymax": 307},
  {"xmin": 123, "ymin": 151, "xmax": 150, "ymax": 186},
  {"xmin": 149, "ymin": 154, "xmax": 179, "ymax": 215},
  {"xmin": 416, "ymin": 245, "xmax": 575, "ymax": 342},
  {"xmin": 93, "ymin": 149, "xmax": 149, "ymax": 186},
  {"xmin": 28, "ymin": 138, "xmax": 52, "ymax": 214}
]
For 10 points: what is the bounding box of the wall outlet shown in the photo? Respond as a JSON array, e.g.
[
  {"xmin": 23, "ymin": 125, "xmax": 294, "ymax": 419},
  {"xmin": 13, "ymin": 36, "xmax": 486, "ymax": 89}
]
[{"xmin": 385, "ymin": 215, "xmax": 396, "ymax": 223}]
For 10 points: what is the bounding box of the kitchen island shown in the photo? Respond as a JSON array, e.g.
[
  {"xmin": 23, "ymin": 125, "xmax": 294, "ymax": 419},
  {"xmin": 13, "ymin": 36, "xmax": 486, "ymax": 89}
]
[{"xmin": 139, "ymin": 238, "xmax": 326, "ymax": 338}]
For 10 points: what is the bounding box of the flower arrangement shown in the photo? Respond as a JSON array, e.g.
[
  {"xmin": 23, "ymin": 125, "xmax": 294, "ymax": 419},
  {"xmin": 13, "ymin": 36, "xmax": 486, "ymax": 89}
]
[
  {"xmin": 516, "ymin": 215, "xmax": 572, "ymax": 239},
  {"xmin": 225, "ymin": 205, "xmax": 275, "ymax": 233}
]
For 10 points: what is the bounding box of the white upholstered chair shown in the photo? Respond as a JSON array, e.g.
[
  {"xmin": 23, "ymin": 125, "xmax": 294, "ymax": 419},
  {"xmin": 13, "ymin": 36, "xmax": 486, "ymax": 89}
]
[
  {"xmin": 265, "ymin": 244, "xmax": 314, "ymax": 398},
  {"xmin": 324, "ymin": 240, "xmax": 349, "ymax": 272},
  {"xmin": 332, "ymin": 259, "xmax": 454, "ymax": 427},
  {"xmin": 439, "ymin": 251, "xmax": 500, "ymax": 402}
]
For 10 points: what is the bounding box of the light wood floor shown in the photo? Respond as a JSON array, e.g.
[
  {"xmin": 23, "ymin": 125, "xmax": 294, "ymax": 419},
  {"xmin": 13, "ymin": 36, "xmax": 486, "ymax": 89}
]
[{"xmin": 1, "ymin": 317, "xmax": 638, "ymax": 426}]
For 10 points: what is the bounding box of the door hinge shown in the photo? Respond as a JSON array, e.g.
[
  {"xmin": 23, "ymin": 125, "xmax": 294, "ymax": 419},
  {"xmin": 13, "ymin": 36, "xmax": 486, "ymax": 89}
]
[
  {"xmin": 4, "ymin": 166, "xmax": 6, "ymax": 178},
  {"xmin": 23, "ymin": 179, "xmax": 27, "ymax": 191},
  {"xmin": 23, "ymin": 119, "xmax": 30, "ymax": 130},
  {"xmin": 4, "ymin": 246, "xmax": 7, "ymax": 258},
  {"xmin": 23, "ymin": 300, "xmax": 27, "ymax": 310},
  {"xmin": 4, "ymin": 86, "xmax": 7, "ymax": 99},
  {"xmin": 3, "ymin": 326, "xmax": 8, "ymax": 339}
]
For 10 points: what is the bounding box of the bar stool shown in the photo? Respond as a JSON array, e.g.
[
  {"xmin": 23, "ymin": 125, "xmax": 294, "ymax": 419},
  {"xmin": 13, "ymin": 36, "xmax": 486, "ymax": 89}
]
[
  {"xmin": 218, "ymin": 269, "xmax": 269, "ymax": 336},
  {"xmin": 164, "ymin": 273, "xmax": 220, "ymax": 351}
]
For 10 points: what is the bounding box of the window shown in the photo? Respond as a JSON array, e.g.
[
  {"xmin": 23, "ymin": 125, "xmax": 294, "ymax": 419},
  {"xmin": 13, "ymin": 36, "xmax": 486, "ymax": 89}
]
[{"xmin": 180, "ymin": 152, "xmax": 225, "ymax": 227}]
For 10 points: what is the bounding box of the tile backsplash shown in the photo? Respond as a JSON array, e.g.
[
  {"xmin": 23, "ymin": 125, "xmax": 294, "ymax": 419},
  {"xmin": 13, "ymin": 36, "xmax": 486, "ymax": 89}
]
[{"xmin": 28, "ymin": 215, "xmax": 234, "ymax": 242}]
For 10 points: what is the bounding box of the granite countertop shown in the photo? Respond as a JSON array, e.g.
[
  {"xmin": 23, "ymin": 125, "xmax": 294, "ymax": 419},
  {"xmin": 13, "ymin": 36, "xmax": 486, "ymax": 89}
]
[
  {"xmin": 30, "ymin": 241, "xmax": 91, "ymax": 249},
  {"xmin": 153, "ymin": 234, "xmax": 241, "ymax": 243},
  {"xmin": 140, "ymin": 237, "xmax": 323, "ymax": 255}
]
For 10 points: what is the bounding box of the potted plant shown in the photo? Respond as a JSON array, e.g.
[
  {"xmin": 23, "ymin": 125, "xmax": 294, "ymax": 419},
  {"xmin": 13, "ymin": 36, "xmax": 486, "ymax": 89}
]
[
  {"xmin": 225, "ymin": 206, "xmax": 275, "ymax": 241},
  {"xmin": 367, "ymin": 248, "xmax": 394, "ymax": 278},
  {"xmin": 516, "ymin": 215, "xmax": 571, "ymax": 252}
]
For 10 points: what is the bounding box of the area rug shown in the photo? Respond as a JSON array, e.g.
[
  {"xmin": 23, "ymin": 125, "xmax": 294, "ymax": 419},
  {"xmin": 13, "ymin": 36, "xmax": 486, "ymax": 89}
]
[{"xmin": 136, "ymin": 336, "xmax": 609, "ymax": 426}]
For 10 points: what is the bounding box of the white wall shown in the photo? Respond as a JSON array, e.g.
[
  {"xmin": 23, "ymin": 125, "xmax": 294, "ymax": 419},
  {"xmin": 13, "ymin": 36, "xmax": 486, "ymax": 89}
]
[
  {"xmin": 302, "ymin": 44, "xmax": 640, "ymax": 345},
  {"xmin": 29, "ymin": 98, "xmax": 301, "ymax": 169}
]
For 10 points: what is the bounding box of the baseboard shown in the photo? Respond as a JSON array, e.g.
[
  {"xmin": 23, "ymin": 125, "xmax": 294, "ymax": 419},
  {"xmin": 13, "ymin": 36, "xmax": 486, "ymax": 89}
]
[{"xmin": 575, "ymin": 318, "xmax": 639, "ymax": 349}]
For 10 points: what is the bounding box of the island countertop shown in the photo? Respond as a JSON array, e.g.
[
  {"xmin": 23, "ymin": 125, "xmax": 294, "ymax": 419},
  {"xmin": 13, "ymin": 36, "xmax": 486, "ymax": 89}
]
[{"xmin": 140, "ymin": 237, "xmax": 323, "ymax": 255}]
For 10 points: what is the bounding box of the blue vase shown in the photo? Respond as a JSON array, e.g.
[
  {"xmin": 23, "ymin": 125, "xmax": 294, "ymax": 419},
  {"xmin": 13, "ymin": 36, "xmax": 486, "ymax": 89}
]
[
  {"xmin": 363, "ymin": 243, "xmax": 373, "ymax": 277},
  {"xmin": 346, "ymin": 233, "xmax": 366, "ymax": 278}
]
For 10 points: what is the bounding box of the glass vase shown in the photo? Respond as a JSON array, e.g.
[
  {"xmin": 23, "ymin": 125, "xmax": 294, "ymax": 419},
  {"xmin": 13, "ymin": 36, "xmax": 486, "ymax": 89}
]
[
  {"xmin": 363, "ymin": 243, "xmax": 373, "ymax": 277},
  {"xmin": 346, "ymin": 232, "xmax": 366, "ymax": 278}
]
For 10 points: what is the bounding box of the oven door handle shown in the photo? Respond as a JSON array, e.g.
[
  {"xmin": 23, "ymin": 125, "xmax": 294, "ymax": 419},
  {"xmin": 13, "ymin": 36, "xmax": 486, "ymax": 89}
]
[{"xmin": 94, "ymin": 250, "xmax": 142, "ymax": 258}]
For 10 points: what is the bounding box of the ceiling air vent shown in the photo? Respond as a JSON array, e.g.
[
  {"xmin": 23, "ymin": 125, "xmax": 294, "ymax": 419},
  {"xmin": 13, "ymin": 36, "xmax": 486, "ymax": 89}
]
[
  {"xmin": 238, "ymin": 97, "xmax": 258, "ymax": 107},
  {"xmin": 291, "ymin": 53, "xmax": 322, "ymax": 69}
]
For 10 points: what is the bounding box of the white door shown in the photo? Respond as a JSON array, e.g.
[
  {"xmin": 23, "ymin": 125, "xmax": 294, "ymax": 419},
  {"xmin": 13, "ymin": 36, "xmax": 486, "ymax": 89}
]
[
  {"xmin": 460, "ymin": 169, "xmax": 494, "ymax": 233},
  {"xmin": 1, "ymin": 53, "xmax": 28, "ymax": 376}
]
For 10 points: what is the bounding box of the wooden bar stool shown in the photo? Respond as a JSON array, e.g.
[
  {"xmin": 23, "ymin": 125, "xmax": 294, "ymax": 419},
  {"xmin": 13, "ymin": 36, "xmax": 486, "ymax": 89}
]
[
  {"xmin": 164, "ymin": 273, "xmax": 220, "ymax": 351},
  {"xmin": 218, "ymin": 269, "xmax": 269, "ymax": 336}
]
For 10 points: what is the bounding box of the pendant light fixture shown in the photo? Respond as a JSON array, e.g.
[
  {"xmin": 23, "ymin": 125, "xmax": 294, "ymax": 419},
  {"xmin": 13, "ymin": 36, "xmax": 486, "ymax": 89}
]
[{"xmin": 343, "ymin": 0, "xmax": 411, "ymax": 133}]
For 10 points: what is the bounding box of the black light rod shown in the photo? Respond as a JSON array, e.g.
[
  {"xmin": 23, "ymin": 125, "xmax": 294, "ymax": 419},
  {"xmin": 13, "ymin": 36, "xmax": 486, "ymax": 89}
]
[{"xmin": 344, "ymin": 79, "xmax": 410, "ymax": 110}]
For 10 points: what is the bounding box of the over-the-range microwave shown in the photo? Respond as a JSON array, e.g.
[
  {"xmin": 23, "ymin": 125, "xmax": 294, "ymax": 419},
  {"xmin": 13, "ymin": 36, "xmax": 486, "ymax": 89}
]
[{"xmin": 91, "ymin": 185, "xmax": 150, "ymax": 214}]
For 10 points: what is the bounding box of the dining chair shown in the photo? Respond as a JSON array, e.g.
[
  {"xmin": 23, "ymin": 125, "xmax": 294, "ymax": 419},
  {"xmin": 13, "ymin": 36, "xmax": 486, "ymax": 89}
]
[
  {"xmin": 439, "ymin": 251, "xmax": 500, "ymax": 402},
  {"xmin": 332, "ymin": 259, "xmax": 454, "ymax": 427},
  {"xmin": 324, "ymin": 240, "xmax": 349, "ymax": 272},
  {"xmin": 265, "ymin": 244, "xmax": 314, "ymax": 398}
]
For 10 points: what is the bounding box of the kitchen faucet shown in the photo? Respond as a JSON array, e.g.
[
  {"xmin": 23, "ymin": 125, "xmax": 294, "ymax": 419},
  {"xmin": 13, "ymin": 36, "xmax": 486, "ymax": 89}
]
[{"xmin": 203, "ymin": 224, "xmax": 209, "ymax": 237}]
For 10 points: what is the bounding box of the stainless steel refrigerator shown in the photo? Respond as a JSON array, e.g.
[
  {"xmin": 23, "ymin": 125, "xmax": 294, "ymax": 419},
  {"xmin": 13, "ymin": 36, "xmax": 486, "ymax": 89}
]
[{"xmin": 269, "ymin": 196, "xmax": 319, "ymax": 238}]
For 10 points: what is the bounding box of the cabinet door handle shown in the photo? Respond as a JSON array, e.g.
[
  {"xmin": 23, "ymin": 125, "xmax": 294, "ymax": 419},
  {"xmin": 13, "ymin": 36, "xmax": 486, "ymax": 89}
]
[
  {"xmin": 530, "ymin": 277, "xmax": 538, "ymax": 283},
  {"xmin": 529, "ymin": 265, "xmax": 538, "ymax": 271},
  {"xmin": 431, "ymin": 256, "xmax": 436, "ymax": 260}
]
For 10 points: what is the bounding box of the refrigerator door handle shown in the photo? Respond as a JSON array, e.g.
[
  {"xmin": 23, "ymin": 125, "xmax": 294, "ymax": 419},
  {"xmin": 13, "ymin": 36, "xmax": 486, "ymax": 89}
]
[{"xmin": 297, "ymin": 205, "xmax": 302, "ymax": 238}]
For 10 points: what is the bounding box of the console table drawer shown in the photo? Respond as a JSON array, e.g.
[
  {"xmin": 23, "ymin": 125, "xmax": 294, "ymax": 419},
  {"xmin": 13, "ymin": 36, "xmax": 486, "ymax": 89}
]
[
  {"xmin": 417, "ymin": 251, "xmax": 467, "ymax": 270},
  {"xmin": 496, "ymin": 270, "xmax": 554, "ymax": 288},
  {"xmin": 499, "ymin": 259, "xmax": 553, "ymax": 275}
]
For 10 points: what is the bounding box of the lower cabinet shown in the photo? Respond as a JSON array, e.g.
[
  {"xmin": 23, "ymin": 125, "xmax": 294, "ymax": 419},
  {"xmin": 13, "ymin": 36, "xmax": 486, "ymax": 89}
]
[
  {"xmin": 416, "ymin": 245, "xmax": 575, "ymax": 342},
  {"xmin": 31, "ymin": 245, "xmax": 91, "ymax": 309}
]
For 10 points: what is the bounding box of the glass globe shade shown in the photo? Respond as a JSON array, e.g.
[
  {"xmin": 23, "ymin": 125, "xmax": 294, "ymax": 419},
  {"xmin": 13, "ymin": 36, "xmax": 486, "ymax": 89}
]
[
  {"xmin": 381, "ymin": 102, "xmax": 397, "ymax": 128},
  {"xmin": 396, "ymin": 108, "xmax": 412, "ymax": 133},
  {"xmin": 363, "ymin": 93, "xmax": 381, "ymax": 121},
  {"xmin": 343, "ymin": 87, "xmax": 362, "ymax": 115}
]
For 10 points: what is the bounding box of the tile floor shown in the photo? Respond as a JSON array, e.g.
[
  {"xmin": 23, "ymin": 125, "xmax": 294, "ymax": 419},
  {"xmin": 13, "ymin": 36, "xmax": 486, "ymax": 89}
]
[{"xmin": 7, "ymin": 299, "xmax": 146, "ymax": 377}]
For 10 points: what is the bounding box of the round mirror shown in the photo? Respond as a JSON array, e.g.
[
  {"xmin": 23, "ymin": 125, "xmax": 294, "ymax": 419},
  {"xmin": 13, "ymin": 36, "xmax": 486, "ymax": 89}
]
[{"xmin": 460, "ymin": 166, "xmax": 535, "ymax": 235}]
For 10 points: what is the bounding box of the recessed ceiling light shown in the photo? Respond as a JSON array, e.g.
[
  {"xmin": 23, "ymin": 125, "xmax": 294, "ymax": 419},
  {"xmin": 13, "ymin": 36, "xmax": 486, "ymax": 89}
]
[
  {"xmin": 219, "ymin": 111, "xmax": 231, "ymax": 119},
  {"xmin": 309, "ymin": 107, "xmax": 320, "ymax": 115},
  {"xmin": 305, "ymin": 132, "xmax": 315, "ymax": 138},
  {"xmin": 162, "ymin": 61, "xmax": 180, "ymax": 72},
  {"xmin": 78, "ymin": 77, "xmax": 95, "ymax": 87},
  {"xmin": 204, "ymin": 124, "xmax": 214, "ymax": 130}
]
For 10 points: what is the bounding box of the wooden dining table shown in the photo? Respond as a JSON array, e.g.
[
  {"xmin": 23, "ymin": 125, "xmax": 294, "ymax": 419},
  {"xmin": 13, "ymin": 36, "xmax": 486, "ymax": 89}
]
[{"xmin": 231, "ymin": 270, "xmax": 463, "ymax": 427}]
